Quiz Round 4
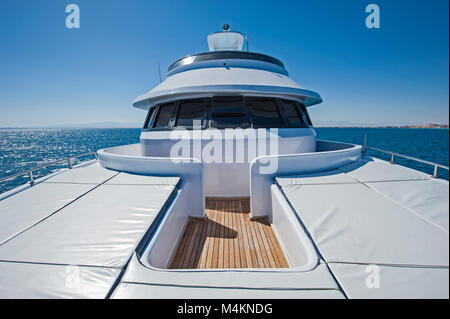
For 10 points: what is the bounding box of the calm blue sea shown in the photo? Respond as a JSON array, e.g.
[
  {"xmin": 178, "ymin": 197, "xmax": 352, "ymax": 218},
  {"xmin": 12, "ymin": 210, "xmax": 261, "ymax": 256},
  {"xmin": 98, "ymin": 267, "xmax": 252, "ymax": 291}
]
[
  {"xmin": 0, "ymin": 127, "xmax": 448, "ymax": 194},
  {"xmin": 316, "ymin": 127, "xmax": 449, "ymax": 181}
]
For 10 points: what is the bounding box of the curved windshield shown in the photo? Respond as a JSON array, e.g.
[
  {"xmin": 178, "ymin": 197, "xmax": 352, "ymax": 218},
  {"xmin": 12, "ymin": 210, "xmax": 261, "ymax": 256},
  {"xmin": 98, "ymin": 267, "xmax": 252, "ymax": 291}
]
[{"xmin": 143, "ymin": 97, "xmax": 312, "ymax": 130}]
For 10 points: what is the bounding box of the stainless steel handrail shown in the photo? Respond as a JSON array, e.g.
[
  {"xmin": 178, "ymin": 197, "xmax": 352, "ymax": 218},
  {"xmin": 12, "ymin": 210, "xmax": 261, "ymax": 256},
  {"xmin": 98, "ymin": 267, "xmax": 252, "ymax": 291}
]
[
  {"xmin": 362, "ymin": 134, "xmax": 449, "ymax": 178},
  {"xmin": 0, "ymin": 152, "xmax": 97, "ymax": 186}
]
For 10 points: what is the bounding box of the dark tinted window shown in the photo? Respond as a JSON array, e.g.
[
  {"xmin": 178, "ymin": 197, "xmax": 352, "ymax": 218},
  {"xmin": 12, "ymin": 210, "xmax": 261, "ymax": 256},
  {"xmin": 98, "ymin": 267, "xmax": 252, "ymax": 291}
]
[
  {"xmin": 147, "ymin": 98, "xmax": 313, "ymax": 130},
  {"xmin": 211, "ymin": 96, "xmax": 250, "ymax": 128},
  {"xmin": 247, "ymin": 98, "xmax": 284, "ymax": 128},
  {"xmin": 299, "ymin": 103, "xmax": 312, "ymax": 126},
  {"xmin": 143, "ymin": 107, "xmax": 155, "ymax": 129},
  {"xmin": 279, "ymin": 100, "xmax": 307, "ymax": 128},
  {"xmin": 153, "ymin": 103, "xmax": 175, "ymax": 128},
  {"xmin": 175, "ymin": 99, "xmax": 209, "ymax": 128}
]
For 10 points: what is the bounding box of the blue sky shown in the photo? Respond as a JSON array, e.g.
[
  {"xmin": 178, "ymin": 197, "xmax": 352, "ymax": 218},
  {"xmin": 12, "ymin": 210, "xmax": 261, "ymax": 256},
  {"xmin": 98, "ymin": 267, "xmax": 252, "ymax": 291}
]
[{"xmin": 0, "ymin": 0, "xmax": 448, "ymax": 127}]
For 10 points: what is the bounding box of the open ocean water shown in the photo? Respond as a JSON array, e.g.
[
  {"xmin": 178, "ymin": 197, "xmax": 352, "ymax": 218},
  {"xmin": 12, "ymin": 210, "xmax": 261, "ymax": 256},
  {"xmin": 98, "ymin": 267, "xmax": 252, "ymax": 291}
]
[{"xmin": 0, "ymin": 127, "xmax": 448, "ymax": 194}]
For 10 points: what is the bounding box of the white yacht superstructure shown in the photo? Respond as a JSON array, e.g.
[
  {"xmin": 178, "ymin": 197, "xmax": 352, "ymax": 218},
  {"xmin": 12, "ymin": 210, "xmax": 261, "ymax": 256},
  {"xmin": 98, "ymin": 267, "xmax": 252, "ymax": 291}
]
[{"xmin": 0, "ymin": 26, "xmax": 448, "ymax": 299}]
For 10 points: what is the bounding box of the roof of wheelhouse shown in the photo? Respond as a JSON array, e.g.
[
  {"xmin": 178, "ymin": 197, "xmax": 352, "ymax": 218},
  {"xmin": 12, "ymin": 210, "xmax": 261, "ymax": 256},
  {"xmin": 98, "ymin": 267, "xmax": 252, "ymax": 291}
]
[{"xmin": 133, "ymin": 26, "xmax": 323, "ymax": 110}]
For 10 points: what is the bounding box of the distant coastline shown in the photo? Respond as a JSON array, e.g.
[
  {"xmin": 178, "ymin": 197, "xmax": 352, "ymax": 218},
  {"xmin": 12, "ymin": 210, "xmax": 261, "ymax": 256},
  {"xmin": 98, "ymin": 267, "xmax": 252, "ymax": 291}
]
[
  {"xmin": 383, "ymin": 123, "xmax": 449, "ymax": 129},
  {"xmin": 0, "ymin": 123, "xmax": 449, "ymax": 129},
  {"xmin": 315, "ymin": 123, "xmax": 449, "ymax": 129}
]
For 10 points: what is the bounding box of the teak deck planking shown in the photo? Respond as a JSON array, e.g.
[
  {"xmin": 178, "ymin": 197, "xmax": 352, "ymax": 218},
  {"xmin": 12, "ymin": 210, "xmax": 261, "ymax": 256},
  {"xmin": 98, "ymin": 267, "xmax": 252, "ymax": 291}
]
[{"xmin": 168, "ymin": 197, "xmax": 289, "ymax": 269}]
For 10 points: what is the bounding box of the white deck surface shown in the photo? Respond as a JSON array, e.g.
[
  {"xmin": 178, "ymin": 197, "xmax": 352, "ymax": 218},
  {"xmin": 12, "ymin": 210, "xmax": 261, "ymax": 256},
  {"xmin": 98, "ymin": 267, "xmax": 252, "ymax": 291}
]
[{"xmin": 276, "ymin": 157, "xmax": 449, "ymax": 298}]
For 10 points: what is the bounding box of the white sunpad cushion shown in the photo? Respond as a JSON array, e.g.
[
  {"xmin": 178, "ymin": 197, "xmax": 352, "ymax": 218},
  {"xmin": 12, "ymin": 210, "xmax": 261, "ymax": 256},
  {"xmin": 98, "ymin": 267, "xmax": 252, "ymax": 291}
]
[
  {"xmin": 276, "ymin": 169, "xmax": 358, "ymax": 186},
  {"xmin": 280, "ymin": 182, "xmax": 449, "ymax": 267},
  {"xmin": 43, "ymin": 163, "xmax": 117, "ymax": 184},
  {"xmin": 120, "ymin": 254, "xmax": 339, "ymax": 290},
  {"xmin": 0, "ymin": 261, "xmax": 120, "ymax": 299},
  {"xmin": 111, "ymin": 283, "xmax": 344, "ymax": 299},
  {"xmin": 0, "ymin": 183, "xmax": 177, "ymax": 268},
  {"xmin": 366, "ymin": 179, "xmax": 449, "ymax": 232},
  {"xmin": 0, "ymin": 183, "xmax": 96, "ymax": 245},
  {"xmin": 338, "ymin": 159, "xmax": 431, "ymax": 182},
  {"xmin": 328, "ymin": 263, "xmax": 449, "ymax": 299},
  {"xmin": 277, "ymin": 165, "xmax": 449, "ymax": 233},
  {"xmin": 106, "ymin": 173, "xmax": 180, "ymax": 185}
]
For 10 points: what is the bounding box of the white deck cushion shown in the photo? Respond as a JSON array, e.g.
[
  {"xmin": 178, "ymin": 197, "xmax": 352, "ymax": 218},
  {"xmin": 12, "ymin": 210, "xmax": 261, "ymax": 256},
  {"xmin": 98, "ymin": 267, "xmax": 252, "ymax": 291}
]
[
  {"xmin": 277, "ymin": 175, "xmax": 449, "ymax": 266},
  {"xmin": 43, "ymin": 163, "xmax": 117, "ymax": 184},
  {"xmin": 0, "ymin": 183, "xmax": 96, "ymax": 245},
  {"xmin": 338, "ymin": 158, "xmax": 431, "ymax": 182},
  {"xmin": 328, "ymin": 263, "xmax": 449, "ymax": 299},
  {"xmin": 366, "ymin": 179, "xmax": 449, "ymax": 232},
  {"xmin": 105, "ymin": 173, "xmax": 180, "ymax": 185},
  {"xmin": 0, "ymin": 178, "xmax": 179, "ymax": 267},
  {"xmin": 275, "ymin": 169, "xmax": 358, "ymax": 186},
  {"xmin": 0, "ymin": 163, "xmax": 120, "ymax": 245},
  {"xmin": 276, "ymin": 159, "xmax": 449, "ymax": 298},
  {"xmin": 118, "ymin": 254, "xmax": 339, "ymax": 290},
  {"xmin": 0, "ymin": 261, "xmax": 120, "ymax": 299},
  {"xmin": 112, "ymin": 283, "xmax": 344, "ymax": 299}
]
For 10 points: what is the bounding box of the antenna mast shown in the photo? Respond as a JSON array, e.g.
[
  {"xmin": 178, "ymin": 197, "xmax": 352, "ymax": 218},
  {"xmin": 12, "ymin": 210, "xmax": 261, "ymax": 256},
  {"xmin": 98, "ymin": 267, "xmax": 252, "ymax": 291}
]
[{"xmin": 157, "ymin": 62, "xmax": 162, "ymax": 83}]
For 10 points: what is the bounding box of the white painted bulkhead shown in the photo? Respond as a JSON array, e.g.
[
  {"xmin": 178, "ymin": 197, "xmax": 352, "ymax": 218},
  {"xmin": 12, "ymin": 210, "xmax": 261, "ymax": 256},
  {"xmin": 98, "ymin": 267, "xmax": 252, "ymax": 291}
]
[{"xmin": 140, "ymin": 128, "xmax": 316, "ymax": 197}]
